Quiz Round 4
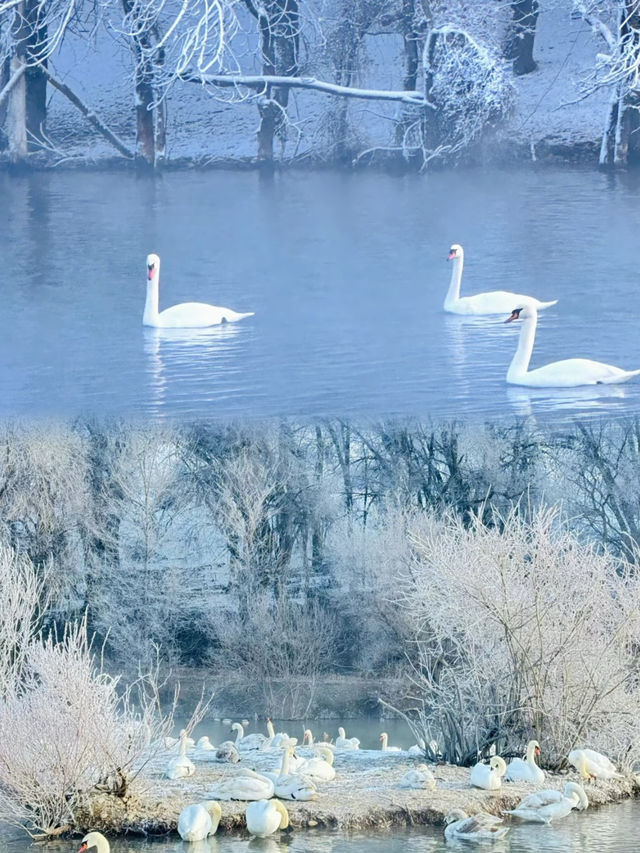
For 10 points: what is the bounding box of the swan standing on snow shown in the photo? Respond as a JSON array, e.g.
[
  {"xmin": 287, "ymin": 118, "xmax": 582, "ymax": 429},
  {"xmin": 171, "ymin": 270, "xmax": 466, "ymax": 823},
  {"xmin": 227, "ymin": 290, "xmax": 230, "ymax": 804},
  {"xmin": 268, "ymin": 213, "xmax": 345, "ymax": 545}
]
[
  {"xmin": 398, "ymin": 764, "xmax": 436, "ymax": 790},
  {"xmin": 379, "ymin": 732, "xmax": 401, "ymax": 752},
  {"xmin": 245, "ymin": 799, "xmax": 290, "ymax": 837},
  {"xmin": 143, "ymin": 253, "xmax": 254, "ymax": 328},
  {"xmin": 504, "ymin": 740, "xmax": 545, "ymax": 783},
  {"xmin": 506, "ymin": 782, "xmax": 588, "ymax": 823},
  {"xmin": 505, "ymin": 303, "xmax": 640, "ymax": 387},
  {"xmin": 469, "ymin": 756, "xmax": 507, "ymax": 790},
  {"xmin": 165, "ymin": 730, "xmax": 196, "ymax": 779},
  {"xmin": 335, "ymin": 726, "xmax": 360, "ymax": 749},
  {"xmin": 568, "ymin": 748, "xmax": 623, "ymax": 780},
  {"xmin": 444, "ymin": 809, "xmax": 508, "ymax": 842},
  {"xmin": 77, "ymin": 833, "xmax": 110, "ymax": 853},
  {"xmin": 177, "ymin": 801, "xmax": 222, "ymax": 840},
  {"xmin": 444, "ymin": 245, "xmax": 557, "ymax": 315}
]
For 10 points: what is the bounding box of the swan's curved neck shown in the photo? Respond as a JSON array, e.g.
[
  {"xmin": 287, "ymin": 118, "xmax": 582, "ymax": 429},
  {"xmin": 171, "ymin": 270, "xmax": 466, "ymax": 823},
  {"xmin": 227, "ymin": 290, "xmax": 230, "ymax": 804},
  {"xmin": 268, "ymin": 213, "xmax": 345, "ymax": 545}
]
[
  {"xmin": 444, "ymin": 253, "xmax": 464, "ymax": 308},
  {"xmin": 380, "ymin": 734, "xmax": 388, "ymax": 750},
  {"xmin": 526, "ymin": 743, "xmax": 538, "ymax": 765},
  {"xmin": 280, "ymin": 748, "xmax": 291, "ymax": 776},
  {"xmin": 234, "ymin": 724, "xmax": 244, "ymax": 743},
  {"xmin": 507, "ymin": 314, "xmax": 537, "ymax": 381},
  {"xmin": 143, "ymin": 269, "xmax": 160, "ymax": 325},
  {"xmin": 179, "ymin": 733, "xmax": 188, "ymax": 757}
]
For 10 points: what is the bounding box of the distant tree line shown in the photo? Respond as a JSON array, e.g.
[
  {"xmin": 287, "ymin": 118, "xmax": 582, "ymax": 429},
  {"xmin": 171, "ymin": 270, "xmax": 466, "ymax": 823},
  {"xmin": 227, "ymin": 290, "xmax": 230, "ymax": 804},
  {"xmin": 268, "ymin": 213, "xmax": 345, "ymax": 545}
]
[
  {"xmin": 1, "ymin": 0, "xmax": 638, "ymax": 168},
  {"xmin": 2, "ymin": 417, "xmax": 640, "ymax": 716}
]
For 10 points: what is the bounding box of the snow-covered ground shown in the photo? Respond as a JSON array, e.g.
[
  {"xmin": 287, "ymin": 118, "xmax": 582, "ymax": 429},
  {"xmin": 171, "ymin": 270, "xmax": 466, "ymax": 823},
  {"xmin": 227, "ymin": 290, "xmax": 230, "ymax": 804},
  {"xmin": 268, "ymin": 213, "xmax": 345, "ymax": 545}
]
[{"xmin": 39, "ymin": 1, "xmax": 613, "ymax": 166}]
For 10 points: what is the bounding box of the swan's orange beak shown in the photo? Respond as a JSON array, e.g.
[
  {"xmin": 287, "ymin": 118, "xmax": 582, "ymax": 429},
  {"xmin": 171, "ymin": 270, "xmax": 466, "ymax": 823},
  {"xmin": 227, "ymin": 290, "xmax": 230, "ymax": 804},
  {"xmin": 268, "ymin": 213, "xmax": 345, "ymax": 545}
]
[
  {"xmin": 78, "ymin": 845, "xmax": 88, "ymax": 852},
  {"xmin": 535, "ymin": 746, "xmax": 541, "ymax": 755},
  {"xmin": 505, "ymin": 310, "xmax": 519, "ymax": 323},
  {"xmin": 447, "ymin": 251, "xmax": 456, "ymax": 260},
  {"xmin": 147, "ymin": 265, "xmax": 154, "ymax": 280}
]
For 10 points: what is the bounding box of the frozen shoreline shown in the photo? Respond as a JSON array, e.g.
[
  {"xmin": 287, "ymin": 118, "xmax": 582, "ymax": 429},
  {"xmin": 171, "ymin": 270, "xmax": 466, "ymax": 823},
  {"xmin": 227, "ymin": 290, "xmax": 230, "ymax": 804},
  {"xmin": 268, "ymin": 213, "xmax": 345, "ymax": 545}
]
[{"xmin": 75, "ymin": 748, "xmax": 639, "ymax": 837}]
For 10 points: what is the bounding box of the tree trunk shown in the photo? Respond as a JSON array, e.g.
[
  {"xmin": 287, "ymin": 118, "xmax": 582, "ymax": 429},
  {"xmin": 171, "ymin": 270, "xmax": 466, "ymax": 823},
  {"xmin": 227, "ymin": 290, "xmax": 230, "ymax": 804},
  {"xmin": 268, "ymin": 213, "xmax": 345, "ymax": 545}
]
[
  {"xmin": 599, "ymin": 2, "xmax": 640, "ymax": 168},
  {"xmin": 6, "ymin": 55, "xmax": 28, "ymax": 160},
  {"xmin": 395, "ymin": 0, "xmax": 423, "ymax": 161},
  {"xmin": 121, "ymin": 0, "xmax": 158, "ymax": 166},
  {"xmin": 24, "ymin": 0, "xmax": 47, "ymax": 143},
  {"xmin": 505, "ymin": 0, "xmax": 539, "ymax": 76}
]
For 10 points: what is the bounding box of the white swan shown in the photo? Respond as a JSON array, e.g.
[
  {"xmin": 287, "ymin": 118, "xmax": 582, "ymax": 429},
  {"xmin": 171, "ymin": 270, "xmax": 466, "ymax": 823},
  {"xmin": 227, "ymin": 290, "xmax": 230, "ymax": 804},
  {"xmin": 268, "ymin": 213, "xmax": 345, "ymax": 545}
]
[
  {"xmin": 298, "ymin": 747, "xmax": 336, "ymax": 781},
  {"xmin": 505, "ymin": 303, "xmax": 640, "ymax": 387},
  {"xmin": 196, "ymin": 736, "xmax": 215, "ymax": 751},
  {"xmin": 379, "ymin": 732, "xmax": 401, "ymax": 752},
  {"xmin": 504, "ymin": 740, "xmax": 545, "ymax": 783},
  {"xmin": 232, "ymin": 722, "xmax": 268, "ymax": 751},
  {"xmin": 398, "ymin": 763, "xmax": 436, "ymax": 790},
  {"xmin": 263, "ymin": 745, "xmax": 318, "ymax": 800},
  {"xmin": 265, "ymin": 718, "xmax": 294, "ymax": 749},
  {"xmin": 444, "ymin": 245, "xmax": 557, "ymax": 315},
  {"xmin": 302, "ymin": 729, "xmax": 334, "ymax": 750},
  {"xmin": 178, "ymin": 801, "xmax": 222, "ymax": 840},
  {"xmin": 245, "ymin": 799, "xmax": 289, "ymax": 838},
  {"xmin": 568, "ymin": 748, "xmax": 623, "ymax": 780},
  {"xmin": 407, "ymin": 739, "xmax": 425, "ymax": 756},
  {"xmin": 335, "ymin": 726, "xmax": 360, "ymax": 750},
  {"xmin": 165, "ymin": 730, "xmax": 196, "ymax": 779},
  {"xmin": 143, "ymin": 253, "xmax": 254, "ymax": 328},
  {"xmin": 210, "ymin": 768, "xmax": 275, "ymax": 800},
  {"xmin": 78, "ymin": 832, "xmax": 110, "ymax": 853},
  {"xmin": 444, "ymin": 809, "xmax": 508, "ymax": 842},
  {"xmin": 469, "ymin": 756, "xmax": 507, "ymax": 790},
  {"xmin": 506, "ymin": 782, "xmax": 588, "ymax": 823}
]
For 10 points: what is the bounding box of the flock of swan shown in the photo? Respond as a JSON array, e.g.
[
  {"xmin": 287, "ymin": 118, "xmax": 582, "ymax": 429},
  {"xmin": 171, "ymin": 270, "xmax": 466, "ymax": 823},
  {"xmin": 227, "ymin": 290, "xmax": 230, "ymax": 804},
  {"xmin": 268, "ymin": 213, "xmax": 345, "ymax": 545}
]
[
  {"xmin": 444, "ymin": 740, "xmax": 622, "ymax": 843},
  {"xmin": 143, "ymin": 247, "xmax": 640, "ymax": 389},
  {"xmin": 75, "ymin": 722, "xmax": 625, "ymax": 850}
]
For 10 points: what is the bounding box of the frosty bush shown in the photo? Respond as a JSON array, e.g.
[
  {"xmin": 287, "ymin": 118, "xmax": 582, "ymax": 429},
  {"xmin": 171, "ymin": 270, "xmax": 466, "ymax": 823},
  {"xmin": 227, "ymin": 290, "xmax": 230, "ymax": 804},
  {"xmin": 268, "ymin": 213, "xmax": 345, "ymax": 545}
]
[
  {"xmin": 423, "ymin": 24, "xmax": 514, "ymax": 159},
  {"xmin": 0, "ymin": 616, "xmax": 170, "ymax": 839},
  {"xmin": 391, "ymin": 505, "xmax": 640, "ymax": 767}
]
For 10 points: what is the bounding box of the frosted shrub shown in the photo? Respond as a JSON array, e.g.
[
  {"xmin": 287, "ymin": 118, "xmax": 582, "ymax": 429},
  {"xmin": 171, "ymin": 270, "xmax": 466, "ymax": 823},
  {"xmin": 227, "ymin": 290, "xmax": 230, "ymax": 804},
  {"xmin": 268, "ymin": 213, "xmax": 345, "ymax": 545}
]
[
  {"xmin": 0, "ymin": 619, "xmax": 166, "ymax": 839},
  {"xmin": 393, "ymin": 506, "xmax": 640, "ymax": 766},
  {"xmin": 423, "ymin": 25, "xmax": 514, "ymax": 159}
]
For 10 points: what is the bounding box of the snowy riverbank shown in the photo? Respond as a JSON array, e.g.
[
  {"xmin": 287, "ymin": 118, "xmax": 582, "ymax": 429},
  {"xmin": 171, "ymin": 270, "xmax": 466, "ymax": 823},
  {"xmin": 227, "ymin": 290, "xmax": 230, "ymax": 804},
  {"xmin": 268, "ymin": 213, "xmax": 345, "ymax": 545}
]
[{"xmin": 75, "ymin": 748, "xmax": 639, "ymax": 837}]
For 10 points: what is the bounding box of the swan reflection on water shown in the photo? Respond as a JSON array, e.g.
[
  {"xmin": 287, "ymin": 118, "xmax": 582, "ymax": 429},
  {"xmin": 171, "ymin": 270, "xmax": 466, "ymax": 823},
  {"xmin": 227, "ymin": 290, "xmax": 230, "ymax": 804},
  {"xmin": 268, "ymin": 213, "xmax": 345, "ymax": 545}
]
[
  {"xmin": 144, "ymin": 324, "xmax": 251, "ymax": 415},
  {"xmin": 506, "ymin": 383, "xmax": 629, "ymax": 419}
]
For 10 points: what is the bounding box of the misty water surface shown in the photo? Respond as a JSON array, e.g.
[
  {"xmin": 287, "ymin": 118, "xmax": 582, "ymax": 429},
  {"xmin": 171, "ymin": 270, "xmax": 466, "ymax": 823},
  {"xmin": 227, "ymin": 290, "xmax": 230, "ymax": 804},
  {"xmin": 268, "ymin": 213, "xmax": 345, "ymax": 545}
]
[{"xmin": 2, "ymin": 167, "xmax": 640, "ymax": 422}]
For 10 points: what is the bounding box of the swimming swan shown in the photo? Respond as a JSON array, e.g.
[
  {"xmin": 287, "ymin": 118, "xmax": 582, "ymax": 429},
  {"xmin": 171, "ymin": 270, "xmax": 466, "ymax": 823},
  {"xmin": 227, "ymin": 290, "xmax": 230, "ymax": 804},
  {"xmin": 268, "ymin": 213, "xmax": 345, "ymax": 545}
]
[
  {"xmin": 77, "ymin": 832, "xmax": 110, "ymax": 853},
  {"xmin": 143, "ymin": 253, "xmax": 254, "ymax": 328},
  {"xmin": 444, "ymin": 245, "xmax": 557, "ymax": 315},
  {"xmin": 245, "ymin": 799, "xmax": 290, "ymax": 837},
  {"xmin": 398, "ymin": 763, "xmax": 436, "ymax": 790},
  {"xmin": 504, "ymin": 740, "xmax": 545, "ymax": 783},
  {"xmin": 177, "ymin": 801, "xmax": 222, "ymax": 840},
  {"xmin": 506, "ymin": 782, "xmax": 588, "ymax": 823},
  {"xmin": 444, "ymin": 809, "xmax": 508, "ymax": 842},
  {"xmin": 469, "ymin": 755, "xmax": 507, "ymax": 790},
  {"xmin": 379, "ymin": 732, "xmax": 402, "ymax": 752},
  {"xmin": 505, "ymin": 303, "xmax": 640, "ymax": 387},
  {"xmin": 568, "ymin": 748, "xmax": 623, "ymax": 780}
]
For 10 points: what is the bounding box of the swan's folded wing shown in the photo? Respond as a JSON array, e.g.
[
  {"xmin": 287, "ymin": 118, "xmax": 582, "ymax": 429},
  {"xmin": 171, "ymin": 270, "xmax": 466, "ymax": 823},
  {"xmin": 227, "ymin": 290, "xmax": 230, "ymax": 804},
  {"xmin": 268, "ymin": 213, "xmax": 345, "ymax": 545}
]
[
  {"xmin": 458, "ymin": 813, "xmax": 504, "ymax": 834},
  {"xmin": 516, "ymin": 790, "xmax": 563, "ymax": 809}
]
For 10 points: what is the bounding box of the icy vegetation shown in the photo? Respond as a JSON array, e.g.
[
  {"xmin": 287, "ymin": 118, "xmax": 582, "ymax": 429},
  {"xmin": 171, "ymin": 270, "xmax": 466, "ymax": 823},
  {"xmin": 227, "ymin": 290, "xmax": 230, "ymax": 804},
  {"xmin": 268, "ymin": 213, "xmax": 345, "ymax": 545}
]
[{"xmin": 0, "ymin": 0, "xmax": 638, "ymax": 167}]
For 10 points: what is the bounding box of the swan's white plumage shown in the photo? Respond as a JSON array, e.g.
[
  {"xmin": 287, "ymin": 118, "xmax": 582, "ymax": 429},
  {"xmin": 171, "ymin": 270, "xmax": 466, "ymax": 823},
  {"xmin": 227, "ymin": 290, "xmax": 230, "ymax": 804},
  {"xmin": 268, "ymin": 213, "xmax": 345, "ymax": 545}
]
[
  {"xmin": 245, "ymin": 799, "xmax": 289, "ymax": 837},
  {"xmin": 143, "ymin": 253, "xmax": 254, "ymax": 329},
  {"xmin": 444, "ymin": 809, "xmax": 508, "ymax": 842},
  {"xmin": 443, "ymin": 245, "xmax": 557, "ymax": 316},
  {"xmin": 504, "ymin": 740, "xmax": 545, "ymax": 783},
  {"xmin": 177, "ymin": 801, "xmax": 222, "ymax": 841},
  {"xmin": 398, "ymin": 764, "xmax": 436, "ymax": 790},
  {"xmin": 165, "ymin": 730, "xmax": 196, "ymax": 779},
  {"xmin": 298, "ymin": 747, "xmax": 336, "ymax": 781},
  {"xmin": 505, "ymin": 303, "xmax": 640, "ymax": 387},
  {"xmin": 506, "ymin": 782, "xmax": 588, "ymax": 823},
  {"xmin": 335, "ymin": 726, "xmax": 360, "ymax": 750},
  {"xmin": 78, "ymin": 831, "xmax": 110, "ymax": 853},
  {"xmin": 209, "ymin": 768, "xmax": 275, "ymax": 800},
  {"xmin": 568, "ymin": 748, "xmax": 623, "ymax": 780},
  {"xmin": 469, "ymin": 756, "xmax": 507, "ymax": 790},
  {"xmin": 379, "ymin": 732, "xmax": 401, "ymax": 752}
]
